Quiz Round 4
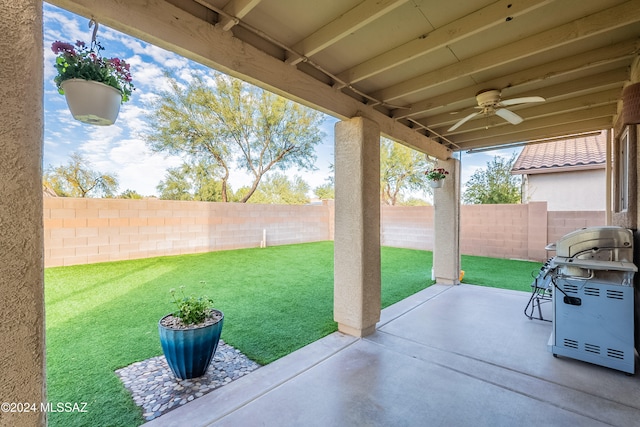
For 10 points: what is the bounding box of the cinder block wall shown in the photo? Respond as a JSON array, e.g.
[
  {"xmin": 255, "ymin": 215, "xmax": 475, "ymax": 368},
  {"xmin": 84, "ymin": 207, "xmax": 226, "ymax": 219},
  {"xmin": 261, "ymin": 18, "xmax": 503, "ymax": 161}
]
[
  {"xmin": 44, "ymin": 198, "xmax": 331, "ymax": 267},
  {"xmin": 461, "ymin": 203, "xmax": 605, "ymax": 261},
  {"xmin": 380, "ymin": 206, "xmax": 434, "ymax": 250},
  {"xmin": 44, "ymin": 198, "xmax": 606, "ymax": 267},
  {"xmin": 460, "ymin": 204, "xmax": 529, "ymax": 260},
  {"xmin": 547, "ymin": 210, "xmax": 607, "ymax": 246}
]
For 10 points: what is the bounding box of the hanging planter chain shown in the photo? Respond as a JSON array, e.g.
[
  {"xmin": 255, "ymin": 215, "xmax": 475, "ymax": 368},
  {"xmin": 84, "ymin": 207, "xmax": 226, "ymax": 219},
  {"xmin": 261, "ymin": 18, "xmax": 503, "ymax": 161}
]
[{"xmin": 89, "ymin": 18, "xmax": 99, "ymax": 51}]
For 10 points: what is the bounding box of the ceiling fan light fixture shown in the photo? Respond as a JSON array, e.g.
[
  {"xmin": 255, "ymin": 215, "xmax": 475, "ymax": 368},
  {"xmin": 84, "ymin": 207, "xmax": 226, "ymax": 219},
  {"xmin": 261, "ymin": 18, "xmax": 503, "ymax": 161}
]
[
  {"xmin": 475, "ymin": 89, "xmax": 501, "ymax": 107},
  {"xmin": 447, "ymin": 89, "xmax": 545, "ymax": 132}
]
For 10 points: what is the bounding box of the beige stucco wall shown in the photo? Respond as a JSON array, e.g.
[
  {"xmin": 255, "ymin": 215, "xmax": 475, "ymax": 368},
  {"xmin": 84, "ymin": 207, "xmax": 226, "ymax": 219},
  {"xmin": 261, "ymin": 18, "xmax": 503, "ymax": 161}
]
[
  {"xmin": 525, "ymin": 168, "xmax": 606, "ymax": 211},
  {"xmin": 0, "ymin": 1, "xmax": 46, "ymax": 426},
  {"xmin": 433, "ymin": 158, "xmax": 461, "ymax": 284},
  {"xmin": 333, "ymin": 117, "xmax": 381, "ymax": 337}
]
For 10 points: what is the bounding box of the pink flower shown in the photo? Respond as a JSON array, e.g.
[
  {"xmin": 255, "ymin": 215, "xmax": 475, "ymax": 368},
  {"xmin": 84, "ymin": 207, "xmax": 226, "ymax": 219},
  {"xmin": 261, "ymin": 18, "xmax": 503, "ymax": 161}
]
[
  {"xmin": 425, "ymin": 167, "xmax": 449, "ymax": 181},
  {"xmin": 51, "ymin": 39, "xmax": 135, "ymax": 103},
  {"xmin": 51, "ymin": 40, "xmax": 75, "ymax": 54}
]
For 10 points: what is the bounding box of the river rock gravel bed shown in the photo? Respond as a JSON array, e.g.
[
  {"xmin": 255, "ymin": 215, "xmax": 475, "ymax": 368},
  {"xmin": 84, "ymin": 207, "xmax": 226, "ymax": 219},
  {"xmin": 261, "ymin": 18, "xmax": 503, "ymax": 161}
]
[{"xmin": 116, "ymin": 340, "xmax": 260, "ymax": 422}]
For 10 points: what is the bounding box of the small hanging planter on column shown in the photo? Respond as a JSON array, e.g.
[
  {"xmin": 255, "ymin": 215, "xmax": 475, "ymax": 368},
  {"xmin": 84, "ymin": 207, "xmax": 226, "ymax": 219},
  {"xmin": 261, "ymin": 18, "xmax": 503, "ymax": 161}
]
[
  {"xmin": 51, "ymin": 20, "xmax": 134, "ymax": 126},
  {"xmin": 429, "ymin": 179, "xmax": 444, "ymax": 188},
  {"xmin": 425, "ymin": 167, "xmax": 449, "ymax": 189}
]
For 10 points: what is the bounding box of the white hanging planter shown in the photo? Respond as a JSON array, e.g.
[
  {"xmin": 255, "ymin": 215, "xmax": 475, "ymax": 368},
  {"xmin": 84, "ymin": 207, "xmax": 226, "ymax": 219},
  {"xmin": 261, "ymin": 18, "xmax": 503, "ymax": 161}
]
[
  {"xmin": 429, "ymin": 179, "xmax": 444, "ymax": 188},
  {"xmin": 60, "ymin": 79, "xmax": 122, "ymax": 126}
]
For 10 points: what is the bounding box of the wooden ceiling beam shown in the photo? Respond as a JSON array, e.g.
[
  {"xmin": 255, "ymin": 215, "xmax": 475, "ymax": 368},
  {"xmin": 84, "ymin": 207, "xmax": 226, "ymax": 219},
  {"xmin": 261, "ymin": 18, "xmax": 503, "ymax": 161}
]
[
  {"xmin": 450, "ymin": 104, "xmax": 617, "ymax": 145},
  {"xmin": 392, "ymin": 38, "xmax": 639, "ymax": 119},
  {"xmin": 286, "ymin": 0, "xmax": 409, "ymax": 66},
  {"xmin": 506, "ymin": 70, "xmax": 627, "ymax": 103},
  {"xmin": 218, "ymin": 0, "xmax": 262, "ymax": 31},
  {"xmin": 373, "ymin": 0, "xmax": 640, "ymax": 102},
  {"xmin": 439, "ymin": 89, "xmax": 619, "ymax": 134},
  {"xmin": 335, "ymin": 0, "xmax": 551, "ymax": 84},
  {"xmin": 456, "ymin": 117, "xmax": 613, "ymax": 151}
]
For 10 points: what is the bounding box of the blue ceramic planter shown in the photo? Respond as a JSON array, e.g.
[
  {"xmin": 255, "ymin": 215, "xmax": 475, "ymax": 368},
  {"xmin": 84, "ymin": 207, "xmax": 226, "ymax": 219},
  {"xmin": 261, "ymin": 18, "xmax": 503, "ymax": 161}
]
[{"xmin": 159, "ymin": 310, "xmax": 224, "ymax": 380}]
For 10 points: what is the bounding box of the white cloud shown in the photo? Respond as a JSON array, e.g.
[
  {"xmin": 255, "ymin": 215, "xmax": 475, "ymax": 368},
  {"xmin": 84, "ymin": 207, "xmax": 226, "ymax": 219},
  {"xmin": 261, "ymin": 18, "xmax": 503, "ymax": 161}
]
[
  {"xmin": 117, "ymin": 104, "xmax": 150, "ymax": 136},
  {"xmin": 80, "ymin": 139, "xmax": 113, "ymax": 162},
  {"xmin": 64, "ymin": 133, "xmax": 184, "ymax": 197},
  {"xmin": 109, "ymin": 139, "xmax": 183, "ymax": 196},
  {"xmin": 43, "ymin": 7, "xmax": 87, "ymax": 43}
]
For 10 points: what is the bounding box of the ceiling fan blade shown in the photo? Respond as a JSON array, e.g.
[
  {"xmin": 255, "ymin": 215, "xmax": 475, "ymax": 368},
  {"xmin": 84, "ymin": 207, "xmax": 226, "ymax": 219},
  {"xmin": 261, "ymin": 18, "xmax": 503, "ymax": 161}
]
[
  {"xmin": 495, "ymin": 108, "xmax": 523, "ymax": 125},
  {"xmin": 448, "ymin": 111, "xmax": 480, "ymax": 131},
  {"xmin": 500, "ymin": 96, "xmax": 545, "ymax": 106}
]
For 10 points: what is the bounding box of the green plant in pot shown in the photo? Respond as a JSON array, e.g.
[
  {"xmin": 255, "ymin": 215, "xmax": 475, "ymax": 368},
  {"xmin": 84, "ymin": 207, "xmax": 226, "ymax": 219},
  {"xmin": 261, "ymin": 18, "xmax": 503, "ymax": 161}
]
[{"xmin": 158, "ymin": 287, "xmax": 224, "ymax": 380}]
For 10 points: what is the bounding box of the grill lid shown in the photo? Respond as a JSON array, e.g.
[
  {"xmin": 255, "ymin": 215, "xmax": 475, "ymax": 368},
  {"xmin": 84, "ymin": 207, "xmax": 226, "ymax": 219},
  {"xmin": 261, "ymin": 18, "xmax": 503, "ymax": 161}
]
[{"xmin": 551, "ymin": 226, "xmax": 633, "ymax": 261}]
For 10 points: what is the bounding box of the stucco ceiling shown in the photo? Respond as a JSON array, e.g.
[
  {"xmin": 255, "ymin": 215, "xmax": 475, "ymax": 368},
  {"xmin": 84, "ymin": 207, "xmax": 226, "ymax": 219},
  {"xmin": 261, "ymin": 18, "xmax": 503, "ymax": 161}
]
[{"xmin": 50, "ymin": 0, "xmax": 640, "ymax": 157}]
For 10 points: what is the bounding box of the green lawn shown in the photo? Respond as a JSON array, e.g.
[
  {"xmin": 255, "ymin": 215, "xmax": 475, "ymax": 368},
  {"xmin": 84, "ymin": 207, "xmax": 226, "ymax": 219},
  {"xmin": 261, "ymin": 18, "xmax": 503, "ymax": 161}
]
[
  {"xmin": 45, "ymin": 242, "xmax": 541, "ymax": 426},
  {"xmin": 460, "ymin": 254, "xmax": 541, "ymax": 291}
]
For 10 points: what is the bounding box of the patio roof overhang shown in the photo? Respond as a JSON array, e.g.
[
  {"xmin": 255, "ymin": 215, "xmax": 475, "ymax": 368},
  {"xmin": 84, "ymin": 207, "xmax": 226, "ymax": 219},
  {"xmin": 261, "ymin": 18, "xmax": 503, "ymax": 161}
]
[
  {"xmin": 48, "ymin": 0, "xmax": 640, "ymax": 158},
  {"xmin": 4, "ymin": 2, "xmax": 640, "ymax": 421}
]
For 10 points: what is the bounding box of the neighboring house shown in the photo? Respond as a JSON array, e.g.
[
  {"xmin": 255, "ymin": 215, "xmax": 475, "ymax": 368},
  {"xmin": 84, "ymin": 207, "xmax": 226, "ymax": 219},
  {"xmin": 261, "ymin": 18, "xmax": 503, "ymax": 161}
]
[{"xmin": 511, "ymin": 131, "xmax": 606, "ymax": 211}]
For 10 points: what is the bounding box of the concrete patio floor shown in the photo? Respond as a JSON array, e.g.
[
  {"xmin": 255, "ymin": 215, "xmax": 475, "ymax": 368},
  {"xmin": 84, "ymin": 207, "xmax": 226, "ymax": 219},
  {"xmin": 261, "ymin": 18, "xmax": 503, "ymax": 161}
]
[{"xmin": 144, "ymin": 284, "xmax": 640, "ymax": 426}]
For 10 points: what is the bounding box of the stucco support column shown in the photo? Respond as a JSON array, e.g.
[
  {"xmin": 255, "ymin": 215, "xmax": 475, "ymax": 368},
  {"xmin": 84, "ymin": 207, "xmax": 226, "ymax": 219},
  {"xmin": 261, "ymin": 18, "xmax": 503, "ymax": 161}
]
[
  {"xmin": 0, "ymin": 1, "xmax": 46, "ymax": 426},
  {"xmin": 334, "ymin": 117, "xmax": 381, "ymax": 337},
  {"xmin": 433, "ymin": 158, "xmax": 461, "ymax": 285}
]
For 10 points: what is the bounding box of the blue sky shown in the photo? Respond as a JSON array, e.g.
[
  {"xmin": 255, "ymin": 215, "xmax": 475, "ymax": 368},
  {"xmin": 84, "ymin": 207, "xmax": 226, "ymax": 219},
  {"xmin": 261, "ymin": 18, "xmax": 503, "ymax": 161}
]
[{"xmin": 43, "ymin": 3, "xmax": 520, "ymax": 200}]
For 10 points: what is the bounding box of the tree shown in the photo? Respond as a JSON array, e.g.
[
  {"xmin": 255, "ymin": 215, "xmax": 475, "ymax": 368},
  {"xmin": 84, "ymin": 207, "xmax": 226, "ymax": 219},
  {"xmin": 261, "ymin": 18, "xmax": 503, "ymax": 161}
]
[
  {"xmin": 240, "ymin": 172, "xmax": 310, "ymax": 204},
  {"xmin": 43, "ymin": 152, "xmax": 118, "ymax": 197},
  {"xmin": 380, "ymin": 138, "xmax": 430, "ymax": 205},
  {"xmin": 156, "ymin": 166, "xmax": 193, "ymax": 201},
  {"xmin": 156, "ymin": 160, "xmax": 225, "ymax": 201},
  {"xmin": 314, "ymin": 182, "xmax": 335, "ymax": 200},
  {"xmin": 399, "ymin": 196, "xmax": 430, "ymax": 206},
  {"xmin": 313, "ymin": 164, "xmax": 334, "ymax": 200},
  {"xmin": 462, "ymin": 153, "xmax": 521, "ymax": 204},
  {"xmin": 145, "ymin": 73, "xmax": 324, "ymax": 202},
  {"xmin": 119, "ymin": 189, "xmax": 143, "ymax": 199}
]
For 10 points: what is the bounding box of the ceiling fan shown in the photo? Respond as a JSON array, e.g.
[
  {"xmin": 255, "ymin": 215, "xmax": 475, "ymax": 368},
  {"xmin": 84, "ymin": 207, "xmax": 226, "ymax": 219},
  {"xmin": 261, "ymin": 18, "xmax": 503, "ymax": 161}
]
[{"xmin": 447, "ymin": 89, "xmax": 545, "ymax": 132}]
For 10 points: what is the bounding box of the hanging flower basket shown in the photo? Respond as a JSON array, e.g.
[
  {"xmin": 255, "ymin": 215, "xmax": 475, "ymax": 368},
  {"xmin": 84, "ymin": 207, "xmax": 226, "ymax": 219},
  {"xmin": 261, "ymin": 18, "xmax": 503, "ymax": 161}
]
[
  {"xmin": 51, "ymin": 33, "xmax": 134, "ymax": 126},
  {"xmin": 61, "ymin": 79, "xmax": 122, "ymax": 125},
  {"xmin": 425, "ymin": 167, "xmax": 449, "ymax": 189},
  {"xmin": 429, "ymin": 179, "xmax": 444, "ymax": 188}
]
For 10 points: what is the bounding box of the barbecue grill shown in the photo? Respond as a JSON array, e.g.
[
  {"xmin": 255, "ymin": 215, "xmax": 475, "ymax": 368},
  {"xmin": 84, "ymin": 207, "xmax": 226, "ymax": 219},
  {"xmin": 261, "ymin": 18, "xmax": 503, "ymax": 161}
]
[{"xmin": 545, "ymin": 226, "xmax": 638, "ymax": 374}]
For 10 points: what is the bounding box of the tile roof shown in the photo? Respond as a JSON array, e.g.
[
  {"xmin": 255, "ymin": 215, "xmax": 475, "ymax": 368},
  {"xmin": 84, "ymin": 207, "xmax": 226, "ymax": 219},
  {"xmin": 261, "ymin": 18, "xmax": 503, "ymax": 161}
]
[{"xmin": 511, "ymin": 131, "xmax": 607, "ymax": 173}]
